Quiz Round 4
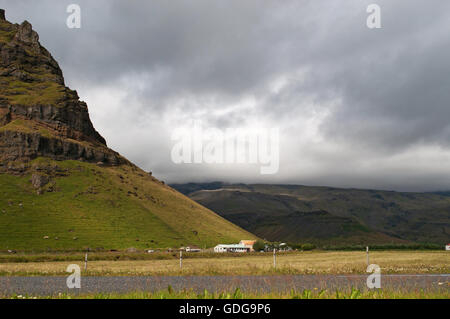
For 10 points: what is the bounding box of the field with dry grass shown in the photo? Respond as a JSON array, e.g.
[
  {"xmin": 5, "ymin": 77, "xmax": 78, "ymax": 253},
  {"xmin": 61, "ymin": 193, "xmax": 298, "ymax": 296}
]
[{"xmin": 0, "ymin": 251, "xmax": 448, "ymax": 276}]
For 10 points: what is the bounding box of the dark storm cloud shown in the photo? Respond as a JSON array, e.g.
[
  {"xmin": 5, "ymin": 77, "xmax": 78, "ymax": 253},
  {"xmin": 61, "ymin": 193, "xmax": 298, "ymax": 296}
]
[{"xmin": 1, "ymin": 0, "xmax": 450, "ymax": 191}]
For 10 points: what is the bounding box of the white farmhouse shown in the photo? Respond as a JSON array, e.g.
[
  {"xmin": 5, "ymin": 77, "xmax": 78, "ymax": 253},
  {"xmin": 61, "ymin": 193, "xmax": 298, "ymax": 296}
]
[
  {"xmin": 214, "ymin": 244, "xmax": 250, "ymax": 253},
  {"xmin": 446, "ymin": 243, "xmax": 450, "ymax": 251}
]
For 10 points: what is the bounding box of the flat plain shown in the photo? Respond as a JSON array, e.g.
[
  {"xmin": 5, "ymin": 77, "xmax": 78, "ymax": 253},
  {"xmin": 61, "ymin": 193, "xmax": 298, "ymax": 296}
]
[{"xmin": 0, "ymin": 250, "xmax": 448, "ymax": 276}]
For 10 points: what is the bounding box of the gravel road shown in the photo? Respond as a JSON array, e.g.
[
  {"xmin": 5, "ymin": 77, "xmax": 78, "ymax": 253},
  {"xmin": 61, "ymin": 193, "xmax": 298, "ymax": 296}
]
[{"xmin": 0, "ymin": 274, "xmax": 448, "ymax": 296}]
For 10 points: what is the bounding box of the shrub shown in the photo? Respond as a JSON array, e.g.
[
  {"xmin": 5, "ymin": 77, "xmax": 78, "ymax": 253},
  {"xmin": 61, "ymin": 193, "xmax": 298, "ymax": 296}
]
[
  {"xmin": 253, "ymin": 240, "xmax": 265, "ymax": 252},
  {"xmin": 301, "ymin": 243, "xmax": 316, "ymax": 251}
]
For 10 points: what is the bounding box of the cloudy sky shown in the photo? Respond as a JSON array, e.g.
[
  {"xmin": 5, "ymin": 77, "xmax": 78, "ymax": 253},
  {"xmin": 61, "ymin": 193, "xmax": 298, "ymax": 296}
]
[{"xmin": 2, "ymin": 0, "xmax": 450, "ymax": 191}]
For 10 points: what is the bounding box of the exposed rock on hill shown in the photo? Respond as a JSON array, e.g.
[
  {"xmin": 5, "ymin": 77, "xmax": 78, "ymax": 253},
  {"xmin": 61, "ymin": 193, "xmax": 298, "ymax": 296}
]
[{"xmin": 0, "ymin": 11, "xmax": 123, "ymax": 164}]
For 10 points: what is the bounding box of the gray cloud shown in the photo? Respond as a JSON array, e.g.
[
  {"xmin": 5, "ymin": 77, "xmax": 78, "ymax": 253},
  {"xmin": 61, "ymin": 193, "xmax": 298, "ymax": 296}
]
[{"xmin": 1, "ymin": 0, "xmax": 450, "ymax": 191}]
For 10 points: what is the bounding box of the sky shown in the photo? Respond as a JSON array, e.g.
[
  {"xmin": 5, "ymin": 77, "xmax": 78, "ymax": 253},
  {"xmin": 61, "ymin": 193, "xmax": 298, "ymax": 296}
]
[{"xmin": 1, "ymin": 0, "xmax": 450, "ymax": 192}]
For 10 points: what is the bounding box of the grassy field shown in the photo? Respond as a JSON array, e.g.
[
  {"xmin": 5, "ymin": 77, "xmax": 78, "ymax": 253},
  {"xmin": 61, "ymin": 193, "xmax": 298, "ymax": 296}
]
[
  {"xmin": 0, "ymin": 251, "xmax": 448, "ymax": 276},
  {"xmin": 0, "ymin": 158, "xmax": 254, "ymax": 251},
  {"xmin": 4, "ymin": 288, "xmax": 449, "ymax": 299}
]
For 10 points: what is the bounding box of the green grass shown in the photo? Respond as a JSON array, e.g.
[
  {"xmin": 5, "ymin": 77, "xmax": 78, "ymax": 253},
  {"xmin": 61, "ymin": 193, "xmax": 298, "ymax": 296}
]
[
  {"xmin": 0, "ymin": 158, "xmax": 255, "ymax": 251},
  {"xmin": 0, "ymin": 119, "xmax": 54, "ymax": 138},
  {"xmin": 3, "ymin": 287, "xmax": 449, "ymax": 299},
  {"xmin": 0, "ymin": 77, "xmax": 67, "ymax": 106}
]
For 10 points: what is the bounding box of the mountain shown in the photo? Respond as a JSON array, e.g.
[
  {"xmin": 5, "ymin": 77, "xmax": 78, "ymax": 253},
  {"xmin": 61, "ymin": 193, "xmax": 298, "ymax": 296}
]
[
  {"xmin": 171, "ymin": 182, "xmax": 450, "ymax": 245},
  {"xmin": 0, "ymin": 10, "xmax": 255, "ymax": 251}
]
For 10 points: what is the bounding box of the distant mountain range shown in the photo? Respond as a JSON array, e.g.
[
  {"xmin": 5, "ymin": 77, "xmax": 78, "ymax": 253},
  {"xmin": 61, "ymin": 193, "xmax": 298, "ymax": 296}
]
[{"xmin": 171, "ymin": 182, "xmax": 450, "ymax": 245}]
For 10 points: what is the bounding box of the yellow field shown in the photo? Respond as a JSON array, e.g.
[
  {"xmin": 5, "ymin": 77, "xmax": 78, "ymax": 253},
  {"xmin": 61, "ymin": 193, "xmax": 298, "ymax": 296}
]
[{"xmin": 0, "ymin": 251, "xmax": 448, "ymax": 276}]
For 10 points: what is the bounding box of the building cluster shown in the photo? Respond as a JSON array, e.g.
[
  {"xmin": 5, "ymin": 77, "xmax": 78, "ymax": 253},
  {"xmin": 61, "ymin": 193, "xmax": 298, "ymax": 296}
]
[{"xmin": 214, "ymin": 240, "xmax": 256, "ymax": 253}]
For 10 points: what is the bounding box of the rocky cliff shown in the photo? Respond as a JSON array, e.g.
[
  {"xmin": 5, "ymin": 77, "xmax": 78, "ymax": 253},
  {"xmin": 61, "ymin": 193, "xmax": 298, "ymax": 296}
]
[{"xmin": 0, "ymin": 10, "xmax": 125, "ymax": 165}]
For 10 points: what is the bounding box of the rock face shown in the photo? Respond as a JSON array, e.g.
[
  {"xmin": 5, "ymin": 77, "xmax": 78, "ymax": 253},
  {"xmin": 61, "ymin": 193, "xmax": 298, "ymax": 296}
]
[
  {"xmin": 31, "ymin": 173, "xmax": 49, "ymax": 189},
  {"xmin": 0, "ymin": 130, "xmax": 123, "ymax": 164},
  {"xmin": 0, "ymin": 10, "xmax": 126, "ymax": 165}
]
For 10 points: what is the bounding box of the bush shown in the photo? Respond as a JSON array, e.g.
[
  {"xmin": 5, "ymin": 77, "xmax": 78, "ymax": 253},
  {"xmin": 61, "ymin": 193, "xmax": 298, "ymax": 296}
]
[
  {"xmin": 253, "ymin": 240, "xmax": 266, "ymax": 252},
  {"xmin": 301, "ymin": 243, "xmax": 316, "ymax": 251}
]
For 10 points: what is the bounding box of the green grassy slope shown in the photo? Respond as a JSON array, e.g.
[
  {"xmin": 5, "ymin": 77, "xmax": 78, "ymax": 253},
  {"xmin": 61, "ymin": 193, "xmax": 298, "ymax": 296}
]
[{"xmin": 0, "ymin": 159, "xmax": 255, "ymax": 251}]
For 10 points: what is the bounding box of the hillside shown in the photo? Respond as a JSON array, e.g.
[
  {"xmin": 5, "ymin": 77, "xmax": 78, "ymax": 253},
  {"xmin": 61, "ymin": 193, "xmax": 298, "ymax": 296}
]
[
  {"xmin": 171, "ymin": 182, "xmax": 450, "ymax": 245},
  {"xmin": 0, "ymin": 10, "xmax": 254, "ymax": 251}
]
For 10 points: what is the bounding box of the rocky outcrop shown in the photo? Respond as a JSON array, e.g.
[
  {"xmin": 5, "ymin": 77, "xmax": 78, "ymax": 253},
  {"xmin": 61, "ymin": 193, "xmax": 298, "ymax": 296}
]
[
  {"xmin": 0, "ymin": 19, "xmax": 64, "ymax": 85},
  {"xmin": 0, "ymin": 130, "xmax": 124, "ymax": 164},
  {"xmin": 0, "ymin": 10, "xmax": 127, "ymax": 166},
  {"xmin": 2, "ymin": 102, "xmax": 106, "ymax": 145}
]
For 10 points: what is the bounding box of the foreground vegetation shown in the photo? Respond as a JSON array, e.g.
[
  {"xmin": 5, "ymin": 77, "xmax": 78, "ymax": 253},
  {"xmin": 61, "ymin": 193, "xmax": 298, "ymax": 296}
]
[
  {"xmin": 0, "ymin": 251, "xmax": 448, "ymax": 276},
  {"xmin": 4, "ymin": 287, "xmax": 449, "ymax": 299}
]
